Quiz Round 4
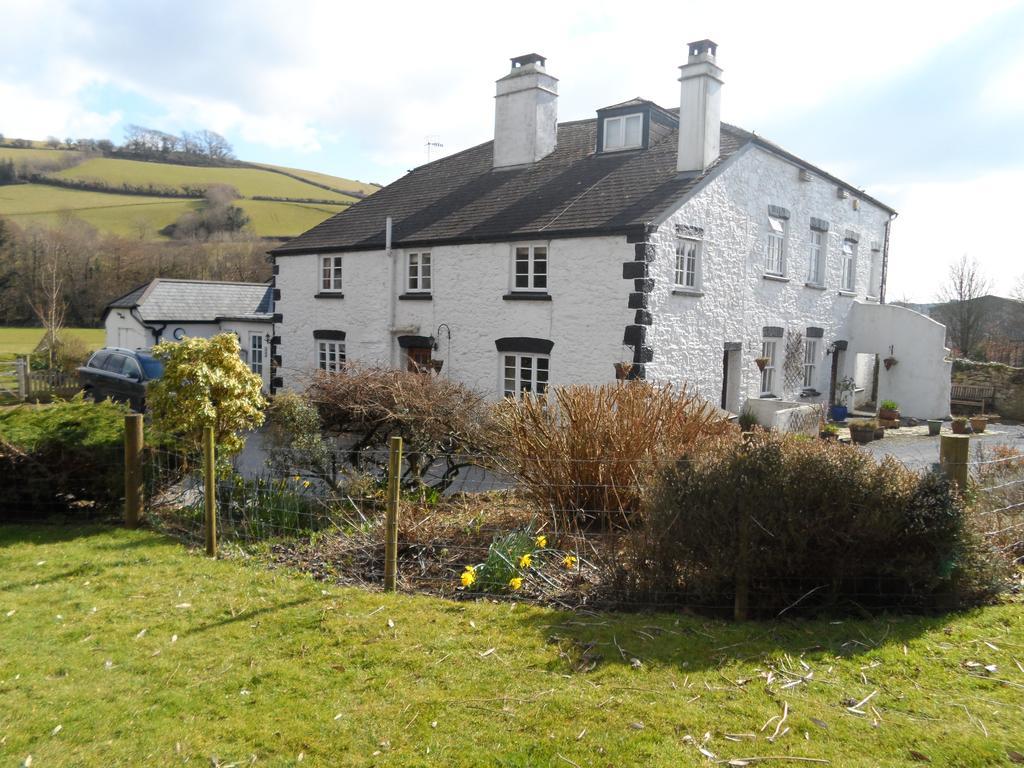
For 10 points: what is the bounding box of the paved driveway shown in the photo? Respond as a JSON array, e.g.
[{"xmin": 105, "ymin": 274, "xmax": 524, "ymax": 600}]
[{"xmin": 858, "ymin": 421, "xmax": 1024, "ymax": 471}]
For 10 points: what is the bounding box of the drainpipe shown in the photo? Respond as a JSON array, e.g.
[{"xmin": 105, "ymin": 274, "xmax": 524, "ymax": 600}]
[
  {"xmin": 386, "ymin": 217, "xmax": 396, "ymax": 365},
  {"xmin": 130, "ymin": 307, "xmax": 166, "ymax": 346},
  {"xmin": 879, "ymin": 212, "xmax": 897, "ymax": 305}
]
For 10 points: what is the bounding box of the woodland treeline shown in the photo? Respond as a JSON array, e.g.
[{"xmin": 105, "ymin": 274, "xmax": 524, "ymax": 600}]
[{"xmin": 0, "ymin": 214, "xmax": 272, "ymax": 328}]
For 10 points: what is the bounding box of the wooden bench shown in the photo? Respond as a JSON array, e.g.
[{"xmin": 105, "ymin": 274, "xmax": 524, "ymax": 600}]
[{"xmin": 950, "ymin": 384, "xmax": 995, "ymax": 413}]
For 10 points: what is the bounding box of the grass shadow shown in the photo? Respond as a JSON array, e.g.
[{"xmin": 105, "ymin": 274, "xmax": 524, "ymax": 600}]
[{"xmin": 514, "ymin": 602, "xmax": 966, "ymax": 675}]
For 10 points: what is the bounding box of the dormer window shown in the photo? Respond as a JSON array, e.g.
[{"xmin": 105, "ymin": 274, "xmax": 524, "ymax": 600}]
[{"xmin": 603, "ymin": 113, "xmax": 643, "ymax": 151}]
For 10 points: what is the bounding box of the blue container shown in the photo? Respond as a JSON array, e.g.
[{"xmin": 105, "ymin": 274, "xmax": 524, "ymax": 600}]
[{"xmin": 829, "ymin": 405, "xmax": 848, "ymax": 422}]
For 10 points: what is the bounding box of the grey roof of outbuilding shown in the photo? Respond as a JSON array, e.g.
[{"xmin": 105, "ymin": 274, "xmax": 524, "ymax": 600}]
[
  {"xmin": 271, "ymin": 109, "xmax": 894, "ymax": 257},
  {"xmin": 104, "ymin": 279, "xmax": 273, "ymax": 323}
]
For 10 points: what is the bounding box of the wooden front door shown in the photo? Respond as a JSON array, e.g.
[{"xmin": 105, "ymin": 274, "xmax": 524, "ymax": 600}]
[{"xmin": 406, "ymin": 346, "xmax": 432, "ymax": 372}]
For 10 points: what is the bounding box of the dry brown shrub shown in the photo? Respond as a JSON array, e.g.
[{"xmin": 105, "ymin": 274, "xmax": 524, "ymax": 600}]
[
  {"xmin": 306, "ymin": 364, "xmax": 498, "ymax": 489},
  {"xmin": 494, "ymin": 381, "xmax": 734, "ymax": 528}
]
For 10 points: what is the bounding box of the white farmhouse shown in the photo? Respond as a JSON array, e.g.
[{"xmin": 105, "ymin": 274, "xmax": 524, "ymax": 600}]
[
  {"xmin": 102, "ymin": 278, "xmax": 273, "ymax": 390},
  {"xmin": 270, "ymin": 41, "xmax": 951, "ymax": 420}
]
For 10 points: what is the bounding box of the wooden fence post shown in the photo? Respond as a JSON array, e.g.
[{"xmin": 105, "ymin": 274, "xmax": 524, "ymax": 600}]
[
  {"xmin": 384, "ymin": 436, "xmax": 403, "ymax": 592},
  {"xmin": 940, "ymin": 434, "xmax": 970, "ymax": 489},
  {"xmin": 15, "ymin": 356, "xmax": 28, "ymax": 400},
  {"xmin": 203, "ymin": 426, "xmax": 217, "ymax": 557},
  {"xmin": 124, "ymin": 414, "xmax": 144, "ymax": 528}
]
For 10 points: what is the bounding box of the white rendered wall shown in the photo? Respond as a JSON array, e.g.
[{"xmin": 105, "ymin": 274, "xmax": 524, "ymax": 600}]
[
  {"xmin": 104, "ymin": 315, "xmax": 270, "ymax": 390},
  {"xmin": 104, "ymin": 311, "xmax": 149, "ymax": 350},
  {"xmin": 274, "ymin": 236, "xmax": 634, "ymax": 397},
  {"xmin": 839, "ymin": 302, "xmax": 951, "ymax": 419},
  {"xmin": 646, "ymin": 145, "xmax": 893, "ymax": 411}
]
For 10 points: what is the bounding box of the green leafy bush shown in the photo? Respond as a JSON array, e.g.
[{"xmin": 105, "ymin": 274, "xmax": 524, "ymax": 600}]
[
  {"xmin": 880, "ymin": 399, "xmax": 899, "ymax": 411},
  {"xmin": 0, "ymin": 395, "xmax": 128, "ymax": 520},
  {"xmin": 630, "ymin": 432, "xmax": 1007, "ymax": 615}
]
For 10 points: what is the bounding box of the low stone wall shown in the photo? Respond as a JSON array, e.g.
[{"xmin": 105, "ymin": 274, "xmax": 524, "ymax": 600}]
[{"xmin": 951, "ymin": 360, "xmax": 1024, "ymax": 420}]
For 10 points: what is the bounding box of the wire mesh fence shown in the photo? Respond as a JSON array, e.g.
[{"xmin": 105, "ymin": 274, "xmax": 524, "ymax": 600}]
[{"xmin": 135, "ymin": 424, "xmax": 1024, "ymax": 615}]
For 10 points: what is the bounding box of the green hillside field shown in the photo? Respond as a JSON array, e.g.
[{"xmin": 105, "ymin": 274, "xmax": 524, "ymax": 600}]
[
  {"xmin": 52, "ymin": 157, "xmax": 360, "ymax": 202},
  {"xmin": 0, "ymin": 145, "xmax": 369, "ymax": 240},
  {"xmin": 0, "ymin": 147, "xmax": 84, "ymax": 164}
]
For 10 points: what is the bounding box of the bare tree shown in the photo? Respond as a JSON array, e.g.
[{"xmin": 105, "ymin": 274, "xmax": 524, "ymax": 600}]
[
  {"xmin": 29, "ymin": 239, "xmax": 67, "ymax": 369},
  {"xmin": 937, "ymin": 255, "xmax": 991, "ymax": 358}
]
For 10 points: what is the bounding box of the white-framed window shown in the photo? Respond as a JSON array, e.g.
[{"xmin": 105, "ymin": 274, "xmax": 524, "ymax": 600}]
[
  {"xmin": 841, "ymin": 241, "xmax": 857, "ymax": 292},
  {"xmin": 760, "ymin": 340, "xmax": 777, "ymax": 395},
  {"xmin": 407, "ymin": 252, "xmax": 431, "ymax": 293},
  {"xmin": 502, "ymin": 353, "xmax": 549, "ymax": 398},
  {"xmin": 765, "ymin": 217, "xmax": 786, "ymax": 276},
  {"xmin": 807, "ymin": 229, "xmax": 825, "ymax": 285},
  {"xmin": 513, "ymin": 245, "xmax": 547, "ymax": 291},
  {"xmin": 674, "ymin": 236, "xmax": 702, "ymax": 290},
  {"xmin": 321, "ymin": 255, "xmax": 343, "ymax": 292},
  {"xmin": 603, "ymin": 113, "xmax": 643, "ymax": 151},
  {"xmin": 250, "ymin": 334, "xmax": 263, "ymax": 376},
  {"xmin": 802, "ymin": 339, "xmax": 818, "ymax": 388},
  {"xmin": 317, "ymin": 340, "xmax": 345, "ymax": 372}
]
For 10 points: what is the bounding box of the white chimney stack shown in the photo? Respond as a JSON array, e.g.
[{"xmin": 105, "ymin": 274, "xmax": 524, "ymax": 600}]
[
  {"xmin": 493, "ymin": 53, "xmax": 558, "ymax": 169},
  {"xmin": 677, "ymin": 39, "xmax": 724, "ymax": 174}
]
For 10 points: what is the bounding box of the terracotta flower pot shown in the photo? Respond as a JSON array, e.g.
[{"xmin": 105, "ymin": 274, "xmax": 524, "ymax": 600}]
[
  {"xmin": 951, "ymin": 420, "xmax": 970, "ymax": 435},
  {"xmin": 969, "ymin": 417, "xmax": 988, "ymax": 434},
  {"xmin": 878, "ymin": 407, "xmax": 900, "ymax": 421}
]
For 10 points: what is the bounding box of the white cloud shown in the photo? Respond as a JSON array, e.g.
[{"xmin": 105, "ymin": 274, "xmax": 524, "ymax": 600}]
[{"xmin": 878, "ymin": 168, "xmax": 1024, "ymax": 302}]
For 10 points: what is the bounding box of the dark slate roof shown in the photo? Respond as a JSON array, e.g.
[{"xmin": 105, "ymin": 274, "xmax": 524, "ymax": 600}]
[
  {"xmin": 272, "ymin": 108, "xmax": 893, "ymax": 256},
  {"xmin": 104, "ymin": 279, "xmax": 273, "ymax": 323}
]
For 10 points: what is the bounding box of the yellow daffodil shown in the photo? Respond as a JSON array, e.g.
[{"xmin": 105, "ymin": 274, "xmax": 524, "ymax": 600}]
[
  {"xmin": 302, "ymin": 480, "xmax": 311, "ymax": 488},
  {"xmin": 508, "ymin": 577, "xmax": 523, "ymax": 591},
  {"xmin": 460, "ymin": 567, "xmax": 476, "ymax": 588},
  {"xmin": 293, "ymin": 475, "xmax": 301, "ymax": 482},
  {"xmin": 535, "ymin": 535, "xmax": 547, "ymax": 549},
  {"xmin": 518, "ymin": 554, "xmax": 532, "ymax": 568},
  {"xmin": 562, "ymin": 555, "xmax": 578, "ymax": 570}
]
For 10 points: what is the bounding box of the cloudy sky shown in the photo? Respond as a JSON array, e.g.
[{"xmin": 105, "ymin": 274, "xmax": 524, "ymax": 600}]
[{"xmin": 2, "ymin": 0, "xmax": 1023, "ymax": 301}]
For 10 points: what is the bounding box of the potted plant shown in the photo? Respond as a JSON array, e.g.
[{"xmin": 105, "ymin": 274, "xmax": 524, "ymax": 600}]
[
  {"xmin": 819, "ymin": 423, "xmax": 839, "ymax": 441},
  {"xmin": 614, "ymin": 362, "xmax": 634, "ymax": 381},
  {"xmin": 951, "ymin": 417, "xmax": 970, "ymax": 435},
  {"xmin": 877, "ymin": 398, "xmax": 901, "ymax": 428},
  {"xmin": 754, "ymin": 356, "xmax": 770, "ymax": 372},
  {"xmin": 829, "ymin": 376, "xmax": 855, "ymax": 422},
  {"xmin": 969, "ymin": 415, "xmax": 988, "ymax": 434},
  {"xmin": 927, "ymin": 419, "xmax": 942, "ymax": 436},
  {"xmin": 883, "ymin": 356, "xmax": 898, "ymax": 371},
  {"xmin": 848, "ymin": 418, "xmax": 877, "ymax": 445}
]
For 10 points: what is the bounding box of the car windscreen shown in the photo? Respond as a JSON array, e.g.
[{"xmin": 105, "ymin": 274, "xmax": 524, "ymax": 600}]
[{"xmin": 137, "ymin": 354, "xmax": 164, "ymax": 379}]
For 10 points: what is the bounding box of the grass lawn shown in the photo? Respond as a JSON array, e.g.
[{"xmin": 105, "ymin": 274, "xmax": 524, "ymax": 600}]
[
  {"xmin": 51, "ymin": 158, "xmax": 359, "ymax": 203},
  {"xmin": 0, "ymin": 327, "xmax": 105, "ymax": 356},
  {"xmin": 0, "ymin": 525, "xmax": 1021, "ymax": 767},
  {"xmin": 0, "ymin": 183, "xmax": 348, "ymax": 239}
]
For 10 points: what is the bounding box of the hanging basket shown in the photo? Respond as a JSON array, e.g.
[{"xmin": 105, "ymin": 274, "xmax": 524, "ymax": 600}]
[
  {"xmin": 883, "ymin": 356, "xmax": 898, "ymax": 371},
  {"xmin": 429, "ymin": 359, "xmax": 444, "ymax": 374},
  {"xmin": 754, "ymin": 356, "xmax": 770, "ymax": 372}
]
